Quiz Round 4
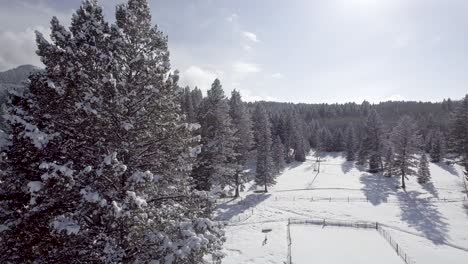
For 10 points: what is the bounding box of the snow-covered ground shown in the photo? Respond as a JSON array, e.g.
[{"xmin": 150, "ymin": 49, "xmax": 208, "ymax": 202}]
[
  {"xmin": 290, "ymin": 225, "xmax": 403, "ymax": 264},
  {"xmin": 217, "ymin": 153, "xmax": 468, "ymax": 264}
]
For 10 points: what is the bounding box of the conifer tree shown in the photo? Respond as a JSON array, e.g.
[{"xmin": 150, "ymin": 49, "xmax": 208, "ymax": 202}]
[
  {"xmin": 345, "ymin": 125, "xmax": 356, "ymax": 161},
  {"xmin": 417, "ymin": 153, "xmax": 431, "ymax": 184},
  {"xmin": 191, "ymin": 86, "xmax": 203, "ymax": 115},
  {"xmin": 449, "ymin": 94, "xmax": 468, "ymax": 179},
  {"xmin": 181, "ymin": 86, "xmax": 195, "ymax": 122},
  {"xmin": 253, "ymin": 105, "xmax": 275, "ymax": 192},
  {"xmin": 0, "ymin": 1, "xmax": 224, "ymax": 262},
  {"xmin": 333, "ymin": 129, "xmax": 345, "ymax": 152},
  {"xmin": 430, "ymin": 129, "xmax": 445, "ymax": 163},
  {"xmin": 229, "ymin": 89, "xmax": 253, "ymax": 197},
  {"xmin": 272, "ymin": 135, "xmax": 286, "ymax": 175},
  {"xmin": 383, "ymin": 147, "xmax": 395, "ymax": 177},
  {"xmin": 360, "ymin": 109, "xmax": 385, "ymax": 172},
  {"xmin": 192, "ymin": 79, "xmax": 238, "ymax": 192},
  {"xmin": 391, "ymin": 115, "xmax": 421, "ymax": 189}
]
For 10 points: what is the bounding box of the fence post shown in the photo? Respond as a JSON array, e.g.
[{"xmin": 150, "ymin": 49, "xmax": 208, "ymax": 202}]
[
  {"xmin": 375, "ymin": 222, "xmax": 378, "ymax": 230},
  {"xmin": 287, "ymin": 218, "xmax": 292, "ymax": 264}
]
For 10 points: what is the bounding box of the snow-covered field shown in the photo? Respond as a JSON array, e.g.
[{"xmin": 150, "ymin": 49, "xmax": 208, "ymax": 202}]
[
  {"xmin": 216, "ymin": 153, "xmax": 468, "ymax": 264},
  {"xmin": 290, "ymin": 225, "xmax": 403, "ymax": 264}
]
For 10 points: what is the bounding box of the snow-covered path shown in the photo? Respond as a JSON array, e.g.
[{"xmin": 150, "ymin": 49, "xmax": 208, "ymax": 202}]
[{"xmin": 217, "ymin": 153, "xmax": 468, "ymax": 264}]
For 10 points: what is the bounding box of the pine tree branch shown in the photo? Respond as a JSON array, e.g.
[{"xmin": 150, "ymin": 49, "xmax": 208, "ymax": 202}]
[{"xmin": 147, "ymin": 195, "xmax": 188, "ymax": 204}]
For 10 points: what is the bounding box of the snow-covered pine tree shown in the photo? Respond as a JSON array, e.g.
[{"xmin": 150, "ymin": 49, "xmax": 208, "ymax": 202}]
[
  {"xmin": 229, "ymin": 89, "xmax": 253, "ymax": 197},
  {"xmin": 181, "ymin": 86, "xmax": 195, "ymax": 122},
  {"xmin": 383, "ymin": 147, "xmax": 395, "ymax": 177},
  {"xmin": 430, "ymin": 129, "xmax": 445, "ymax": 163},
  {"xmin": 319, "ymin": 127, "xmax": 333, "ymax": 152},
  {"xmin": 192, "ymin": 79, "xmax": 238, "ymax": 193},
  {"xmin": 281, "ymin": 112, "xmax": 307, "ymax": 162},
  {"xmin": 0, "ymin": 0, "xmax": 224, "ymax": 262},
  {"xmin": 276, "ymin": 114, "xmax": 293, "ymax": 162},
  {"xmin": 360, "ymin": 109, "xmax": 385, "ymax": 173},
  {"xmin": 293, "ymin": 115, "xmax": 308, "ymax": 162},
  {"xmin": 272, "ymin": 135, "xmax": 286, "ymax": 175},
  {"xmin": 332, "ymin": 129, "xmax": 345, "ymax": 152},
  {"xmin": 345, "ymin": 125, "xmax": 356, "ymax": 161},
  {"xmin": 449, "ymin": 94, "xmax": 468, "ymax": 179},
  {"xmin": 253, "ymin": 104, "xmax": 275, "ymax": 192},
  {"xmin": 391, "ymin": 115, "xmax": 421, "ymax": 189},
  {"xmin": 417, "ymin": 153, "xmax": 431, "ymax": 184},
  {"xmin": 191, "ymin": 86, "xmax": 203, "ymax": 116}
]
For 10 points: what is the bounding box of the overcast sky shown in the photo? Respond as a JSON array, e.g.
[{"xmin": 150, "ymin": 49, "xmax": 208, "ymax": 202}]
[{"xmin": 0, "ymin": 0, "xmax": 467, "ymax": 103}]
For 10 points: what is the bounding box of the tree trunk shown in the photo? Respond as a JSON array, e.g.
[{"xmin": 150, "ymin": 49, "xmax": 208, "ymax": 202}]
[
  {"xmin": 234, "ymin": 172, "xmax": 240, "ymax": 198},
  {"xmin": 401, "ymin": 171, "xmax": 406, "ymax": 190}
]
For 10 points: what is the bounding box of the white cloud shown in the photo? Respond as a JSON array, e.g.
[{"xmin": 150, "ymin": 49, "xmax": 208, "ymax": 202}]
[
  {"xmin": 0, "ymin": 27, "xmax": 47, "ymax": 71},
  {"xmin": 226, "ymin": 13, "xmax": 238, "ymax": 22},
  {"xmin": 237, "ymin": 88, "xmax": 278, "ymax": 102},
  {"xmin": 382, "ymin": 94, "xmax": 405, "ymax": 102},
  {"xmin": 179, "ymin": 66, "xmax": 220, "ymax": 92},
  {"xmin": 242, "ymin": 44, "xmax": 253, "ymax": 52},
  {"xmin": 271, "ymin": 73, "xmax": 284, "ymax": 79},
  {"xmin": 233, "ymin": 61, "xmax": 261, "ymax": 74},
  {"xmin": 242, "ymin": 31, "xmax": 259, "ymax": 43}
]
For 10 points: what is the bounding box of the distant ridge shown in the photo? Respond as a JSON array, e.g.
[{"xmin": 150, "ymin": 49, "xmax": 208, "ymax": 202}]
[{"xmin": 0, "ymin": 64, "xmax": 41, "ymax": 84}]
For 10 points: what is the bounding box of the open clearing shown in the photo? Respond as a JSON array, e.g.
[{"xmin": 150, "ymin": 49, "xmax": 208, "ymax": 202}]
[
  {"xmin": 290, "ymin": 225, "xmax": 403, "ymax": 264},
  {"xmin": 217, "ymin": 152, "xmax": 468, "ymax": 264}
]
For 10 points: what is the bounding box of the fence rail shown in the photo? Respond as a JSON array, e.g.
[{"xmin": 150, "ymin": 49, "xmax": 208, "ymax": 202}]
[
  {"xmin": 377, "ymin": 225, "xmax": 416, "ymax": 264},
  {"xmin": 289, "ymin": 218, "xmax": 378, "ymax": 229},
  {"xmin": 272, "ymin": 195, "xmax": 466, "ymax": 203},
  {"xmin": 287, "ymin": 218, "xmax": 416, "ymax": 264}
]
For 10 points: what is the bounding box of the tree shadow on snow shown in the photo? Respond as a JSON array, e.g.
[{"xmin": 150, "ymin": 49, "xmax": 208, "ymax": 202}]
[
  {"xmin": 421, "ymin": 182, "xmax": 439, "ymax": 198},
  {"xmin": 463, "ymin": 202, "xmax": 468, "ymax": 218},
  {"xmin": 360, "ymin": 173, "xmax": 399, "ymax": 205},
  {"xmin": 341, "ymin": 161, "xmax": 354, "ymax": 174},
  {"xmin": 285, "ymin": 160, "xmax": 306, "ymax": 170},
  {"xmin": 434, "ymin": 162, "xmax": 459, "ymax": 177},
  {"xmin": 396, "ymin": 190, "xmax": 449, "ymax": 245},
  {"xmin": 215, "ymin": 193, "xmax": 270, "ymax": 221}
]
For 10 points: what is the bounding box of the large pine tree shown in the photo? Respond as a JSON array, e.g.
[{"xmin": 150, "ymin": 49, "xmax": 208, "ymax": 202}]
[
  {"xmin": 192, "ymin": 79, "xmax": 238, "ymax": 193},
  {"xmin": 359, "ymin": 109, "xmax": 385, "ymax": 173},
  {"xmin": 253, "ymin": 104, "xmax": 275, "ymax": 192},
  {"xmin": 429, "ymin": 129, "xmax": 445, "ymax": 163},
  {"xmin": 272, "ymin": 135, "xmax": 286, "ymax": 175},
  {"xmin": 417, "ymin": 153, "xmax": 431, "ymax": 184},
  {"xmin": 345, "ymin": 125, "xmax": 356, "ymax": 161},
  {"xmin": 449, "ymin": 94, "xmax": 468, "ymax": 179},
  {"xmin": 0, "ymin": 1, "xmax": 224, "ymax": 262},
  {"xmin": 229, "ymin": 90, "xmax": 253, "ymax": 197},
  {"xmin": 391, "ymin": 115, "xmax": 421, "ymax": 189},
  {"xmin": 383, "ymin": 147, "xmax": 395, "ymax": 177}
]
